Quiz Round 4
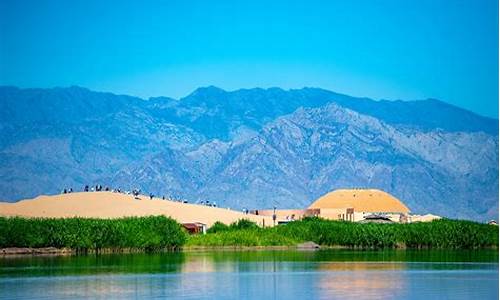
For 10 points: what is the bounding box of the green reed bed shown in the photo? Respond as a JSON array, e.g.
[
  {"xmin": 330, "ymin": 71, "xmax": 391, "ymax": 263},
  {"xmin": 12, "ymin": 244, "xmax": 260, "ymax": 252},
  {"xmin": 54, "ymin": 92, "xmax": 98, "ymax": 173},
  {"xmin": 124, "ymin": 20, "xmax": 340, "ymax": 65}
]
[
  {"xmin": 187, "ymin": 218, "xmax": 498, "ymax": 249},
  {"xmin": 0, "ymin": 216, "xmax": 186, "ymax": 252},
  {"xmin": 1, "ymin": 217, "xmax": 496, "ymax": 251},
  {"xmin": 187, "ymin": 220, "xmax": 299, "ymax": 247}
]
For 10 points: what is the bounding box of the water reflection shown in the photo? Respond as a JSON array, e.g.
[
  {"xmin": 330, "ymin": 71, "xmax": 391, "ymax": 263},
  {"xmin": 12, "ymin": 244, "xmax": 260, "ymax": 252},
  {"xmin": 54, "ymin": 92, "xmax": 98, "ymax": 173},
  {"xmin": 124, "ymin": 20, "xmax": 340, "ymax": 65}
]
[
  {"xmin": 0, "ymin": 250, "xmax": 498, "ymax": 300},
  {"xmin": 316, "ymin": 262, "xmax": 407, "ymax": 299}
]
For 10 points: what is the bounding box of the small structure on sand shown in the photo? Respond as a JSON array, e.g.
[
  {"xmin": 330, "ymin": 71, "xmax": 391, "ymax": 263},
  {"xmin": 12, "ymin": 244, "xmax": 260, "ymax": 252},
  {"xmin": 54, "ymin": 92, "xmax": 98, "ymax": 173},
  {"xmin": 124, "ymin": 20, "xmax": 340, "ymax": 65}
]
[
  {"xmin": 252, "ymin": 209, "xmax": 318, "ymax": 223},
  {"xmin": 182, "ymin": 222, "xmax": 207, "ymax": 234}
]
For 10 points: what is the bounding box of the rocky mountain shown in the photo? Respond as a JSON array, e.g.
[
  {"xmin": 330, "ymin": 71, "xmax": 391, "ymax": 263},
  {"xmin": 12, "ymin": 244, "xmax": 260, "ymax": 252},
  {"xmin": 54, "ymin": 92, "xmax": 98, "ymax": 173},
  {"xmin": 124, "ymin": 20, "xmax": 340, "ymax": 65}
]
[{"xmin": 0, "ymin": 86, "xmax": 497, "ymax": 221}]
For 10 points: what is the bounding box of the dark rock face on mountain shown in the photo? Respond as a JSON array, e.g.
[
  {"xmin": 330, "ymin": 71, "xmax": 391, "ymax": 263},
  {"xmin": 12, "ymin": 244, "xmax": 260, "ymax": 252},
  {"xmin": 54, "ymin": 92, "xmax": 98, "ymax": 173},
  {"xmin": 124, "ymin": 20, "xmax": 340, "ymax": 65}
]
[{"xmin": 0, "ymin": 86, "xmax": 497, "ymax": 221}]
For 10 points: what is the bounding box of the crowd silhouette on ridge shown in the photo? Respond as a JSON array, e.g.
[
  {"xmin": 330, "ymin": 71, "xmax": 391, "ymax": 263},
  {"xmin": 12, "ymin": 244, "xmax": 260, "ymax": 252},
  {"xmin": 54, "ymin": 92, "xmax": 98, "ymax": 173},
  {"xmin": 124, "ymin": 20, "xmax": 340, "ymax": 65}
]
[{"xmin": 60, "ymin": 184, "xmax": 217, "ymax": 207}]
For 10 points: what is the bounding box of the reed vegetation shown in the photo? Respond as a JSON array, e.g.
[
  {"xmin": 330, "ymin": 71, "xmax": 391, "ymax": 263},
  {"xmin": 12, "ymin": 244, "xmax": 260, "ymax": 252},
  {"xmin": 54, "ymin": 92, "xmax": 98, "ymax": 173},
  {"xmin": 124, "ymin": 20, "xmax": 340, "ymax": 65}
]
[
  {"xmin": 188, "ymin": 218, "xmax": 498, "ymax": 249},
  {"xmin": 1, "ymin": 216, "xmax": 496, "ymax": 251},
  {"xmin": 0, "ymin": 216, "xmax": 186, "ymax": 252}
]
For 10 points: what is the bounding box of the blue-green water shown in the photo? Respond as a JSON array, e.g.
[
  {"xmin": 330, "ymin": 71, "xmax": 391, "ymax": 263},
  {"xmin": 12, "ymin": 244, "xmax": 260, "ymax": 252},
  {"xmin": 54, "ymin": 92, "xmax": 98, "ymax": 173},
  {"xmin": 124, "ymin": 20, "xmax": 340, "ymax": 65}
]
[{"xmin": 0, "ymin": 250, "xmax": 498, "ymax": 299}]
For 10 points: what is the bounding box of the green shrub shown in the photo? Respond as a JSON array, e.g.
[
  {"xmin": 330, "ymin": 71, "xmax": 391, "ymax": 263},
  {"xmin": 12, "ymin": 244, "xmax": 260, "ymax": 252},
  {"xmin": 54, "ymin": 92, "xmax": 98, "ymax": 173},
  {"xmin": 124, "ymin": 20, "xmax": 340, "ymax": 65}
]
[
  {"xmin": 229, "ymin": 219, "xmax": 259, "ymax": 230},
  {"xmin": 0, "ymin": 216, "xmax": 187, "ymax": 252},
  {"xmin": 207, "ymin": 221, "xmax": 229, "ymax": 234}
]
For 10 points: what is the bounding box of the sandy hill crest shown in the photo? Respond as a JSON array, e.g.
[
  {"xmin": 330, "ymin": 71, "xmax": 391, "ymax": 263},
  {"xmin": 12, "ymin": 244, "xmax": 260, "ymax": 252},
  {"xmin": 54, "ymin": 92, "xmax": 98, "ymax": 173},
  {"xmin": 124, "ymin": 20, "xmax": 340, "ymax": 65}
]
[{"xmin": 0, "ymin": 192, "xmax": 273, "ymax": 227}]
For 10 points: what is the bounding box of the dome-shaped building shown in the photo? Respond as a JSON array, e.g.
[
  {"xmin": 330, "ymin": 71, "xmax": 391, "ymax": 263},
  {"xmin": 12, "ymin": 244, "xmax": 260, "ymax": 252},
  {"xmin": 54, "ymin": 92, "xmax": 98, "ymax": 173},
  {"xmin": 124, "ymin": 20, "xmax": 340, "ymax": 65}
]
[{"xmin": 308, "ymin": 189, "xmax": 410, "ymax": 222}]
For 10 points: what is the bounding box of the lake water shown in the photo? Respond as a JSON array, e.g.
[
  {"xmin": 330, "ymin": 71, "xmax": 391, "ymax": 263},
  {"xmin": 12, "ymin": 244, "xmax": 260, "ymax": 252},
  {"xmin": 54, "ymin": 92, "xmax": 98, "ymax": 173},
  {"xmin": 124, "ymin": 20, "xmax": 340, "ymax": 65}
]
[{"xmin": 0, "ymin": 250, "xmax": 498, "ymax": 299}]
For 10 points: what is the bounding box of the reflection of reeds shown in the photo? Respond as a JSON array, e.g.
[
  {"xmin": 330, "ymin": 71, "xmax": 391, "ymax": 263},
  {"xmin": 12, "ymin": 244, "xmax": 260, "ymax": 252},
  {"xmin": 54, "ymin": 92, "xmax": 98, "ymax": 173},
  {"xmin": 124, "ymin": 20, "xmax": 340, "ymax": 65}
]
[
  {"xmin": 189, "ymin": 218, "xmax": 498, "ymax": 249},
  {"xmin": 0, "ymin": 216, "xmax": 186, "ymax": 252},
  {"xmin": 0, "ymin": 252, "xmax": 187, "ymax": 277}
]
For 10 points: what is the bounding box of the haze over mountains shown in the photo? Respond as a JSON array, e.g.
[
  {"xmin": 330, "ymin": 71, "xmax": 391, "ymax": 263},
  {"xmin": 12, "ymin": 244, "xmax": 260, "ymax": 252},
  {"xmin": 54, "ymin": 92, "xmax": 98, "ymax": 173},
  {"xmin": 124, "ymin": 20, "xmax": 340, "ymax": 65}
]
[{"xmin": 0, "ymin": 85, "xmax": 497, "ymax": 221}]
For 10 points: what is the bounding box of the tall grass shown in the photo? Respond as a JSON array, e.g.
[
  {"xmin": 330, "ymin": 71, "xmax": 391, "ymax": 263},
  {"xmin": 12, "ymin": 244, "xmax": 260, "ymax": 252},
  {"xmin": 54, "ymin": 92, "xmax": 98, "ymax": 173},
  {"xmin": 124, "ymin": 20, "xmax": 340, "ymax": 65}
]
[
  {"xmin": 189, "ymin": 219, "xmax": 298, "ymax": 246},
  {"xmin": 279, "ymin": 217, "xmax": 498, "ymax": 248},
  {"xmin": 0, "ymin": 216, "xmax": 186, "ymax": 252},
  {"xmin": 187, "ymin": 228, "xmax": 299, "ymax": 247},
  {"xmin": 206, "ymin": 219, "xmax": 259, "ymax": 234},
  {"xmin": 188, "ymin": 218, "xmax": 498, "ymax": 249},
  {"xmin": 1, "ymin": 216, "xmax": 496, "ymax": 251}
]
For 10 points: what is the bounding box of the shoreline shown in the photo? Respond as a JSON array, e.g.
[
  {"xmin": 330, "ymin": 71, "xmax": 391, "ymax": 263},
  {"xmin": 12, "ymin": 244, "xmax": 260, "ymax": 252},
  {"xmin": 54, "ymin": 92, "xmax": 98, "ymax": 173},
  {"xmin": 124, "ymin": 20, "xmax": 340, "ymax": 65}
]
[
  {"xmin": 2, "ymin": 244, "xmax": 498, "ymax": 257},
  {"xmin": 0, "ymin": 244, "xmax": 319, "ymax": 256},
  {"xmin": 1, "ymin": 247, "xmax": 75, "ymax": 256}
]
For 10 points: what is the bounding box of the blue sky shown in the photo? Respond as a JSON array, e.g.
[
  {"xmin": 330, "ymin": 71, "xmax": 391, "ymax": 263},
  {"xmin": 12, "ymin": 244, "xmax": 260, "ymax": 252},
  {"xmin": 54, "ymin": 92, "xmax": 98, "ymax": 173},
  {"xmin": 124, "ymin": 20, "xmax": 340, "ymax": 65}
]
[{"xmin": 0, "ymin": 0, "xmax": 498, "ymax": 117}]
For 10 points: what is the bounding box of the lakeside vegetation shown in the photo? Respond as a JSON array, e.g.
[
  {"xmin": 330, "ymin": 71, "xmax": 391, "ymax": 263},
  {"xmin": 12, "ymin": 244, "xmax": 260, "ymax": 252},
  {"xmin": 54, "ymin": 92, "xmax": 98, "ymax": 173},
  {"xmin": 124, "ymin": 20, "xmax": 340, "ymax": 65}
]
[
  {"xmin": 0, "ymin": 217, "xmax": 497, "ymax": 252},
  {"xmin": 0, "ymin": 216, "xmax": 186, "ymax": 253},
  {"xmin": 187, "ymin": 218, "xmax": 498, "ymax": 249}
]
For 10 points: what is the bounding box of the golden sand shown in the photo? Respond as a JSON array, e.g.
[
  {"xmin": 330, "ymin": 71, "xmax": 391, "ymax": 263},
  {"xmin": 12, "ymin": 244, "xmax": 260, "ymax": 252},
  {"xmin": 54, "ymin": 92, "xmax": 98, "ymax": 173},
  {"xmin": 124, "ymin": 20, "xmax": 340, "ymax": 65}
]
[{"xmin": 0, "ymin": 192, "xmax": 273, "ymax": 227}]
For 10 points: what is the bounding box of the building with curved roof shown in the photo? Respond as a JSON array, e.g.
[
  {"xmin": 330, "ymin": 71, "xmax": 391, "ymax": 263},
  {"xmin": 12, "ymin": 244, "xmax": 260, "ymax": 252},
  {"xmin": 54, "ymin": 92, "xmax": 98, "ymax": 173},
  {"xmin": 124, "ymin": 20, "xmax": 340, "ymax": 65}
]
[
  {"xmin": 309, "ymin": 189, "xmax": 410, "ymax": 213},
  {"xmin": 308, "ymin": 189, "xmax": 410, "ymax": 222}
]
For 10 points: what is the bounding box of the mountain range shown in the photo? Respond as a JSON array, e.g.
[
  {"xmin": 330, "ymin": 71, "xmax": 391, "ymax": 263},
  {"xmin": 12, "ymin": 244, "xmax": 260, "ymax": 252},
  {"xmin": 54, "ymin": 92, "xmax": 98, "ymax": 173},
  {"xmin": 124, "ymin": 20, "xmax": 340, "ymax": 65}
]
[{"xmin": 0, "ymin": 85, "xmax": 498, "ymax": 221}]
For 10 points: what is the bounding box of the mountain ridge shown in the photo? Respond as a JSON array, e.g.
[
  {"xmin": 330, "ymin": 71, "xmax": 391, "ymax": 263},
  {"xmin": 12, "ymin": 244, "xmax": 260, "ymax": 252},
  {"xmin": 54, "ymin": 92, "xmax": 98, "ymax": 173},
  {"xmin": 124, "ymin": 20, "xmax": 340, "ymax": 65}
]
[{"xmin": 0, "ymin": 85, "xmax": 497, "ymax": 221}]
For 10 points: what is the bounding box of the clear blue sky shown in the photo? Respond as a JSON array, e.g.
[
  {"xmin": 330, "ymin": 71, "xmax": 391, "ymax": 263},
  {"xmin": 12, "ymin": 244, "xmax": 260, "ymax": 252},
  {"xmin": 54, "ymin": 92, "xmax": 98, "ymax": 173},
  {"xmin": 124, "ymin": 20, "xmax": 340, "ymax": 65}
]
[{"xmin": 0, "ymin": 0, "xmax": 498, "ymax": 117}]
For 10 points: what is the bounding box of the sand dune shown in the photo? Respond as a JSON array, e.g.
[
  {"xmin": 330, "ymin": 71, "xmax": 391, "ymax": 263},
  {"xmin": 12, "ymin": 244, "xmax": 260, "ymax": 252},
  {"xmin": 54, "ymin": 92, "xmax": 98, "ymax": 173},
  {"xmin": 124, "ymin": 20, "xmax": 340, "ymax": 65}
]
[{"xmin": 0, "ymin": 192, "xmax": 273, "ymax": 227}]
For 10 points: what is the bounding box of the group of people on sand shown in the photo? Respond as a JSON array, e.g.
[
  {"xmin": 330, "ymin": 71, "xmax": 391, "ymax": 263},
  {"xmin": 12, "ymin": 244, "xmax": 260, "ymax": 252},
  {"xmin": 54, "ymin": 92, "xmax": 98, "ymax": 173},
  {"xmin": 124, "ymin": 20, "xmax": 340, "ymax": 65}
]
[
  {"xmin": 61, "ymin": 188, "xmax": 73, "ymax": 194},
  {"xmin": 135, "ymin": 191, "xmax": 190, "ymax": 203},
  {"xmin": 60, "ymin": 184, "xmax": 195, "ymax": 204},
  {"xmin": 81, "ymin": 184, "xmax": 137, "ymax": 195},
  {"xmin": 83, "ymin": 184, "xmax": 110, "ymax": 192},
  {"xmin": 198, "ymin": 200, "xmax": 217, "ymax": 207},
  {"xmin": 61, "ymin": 184, "xmax": 121, "ymax": 194},
  {"xmin": 80, "ymin": 185, "xmax": 144, "ymax": 198}
]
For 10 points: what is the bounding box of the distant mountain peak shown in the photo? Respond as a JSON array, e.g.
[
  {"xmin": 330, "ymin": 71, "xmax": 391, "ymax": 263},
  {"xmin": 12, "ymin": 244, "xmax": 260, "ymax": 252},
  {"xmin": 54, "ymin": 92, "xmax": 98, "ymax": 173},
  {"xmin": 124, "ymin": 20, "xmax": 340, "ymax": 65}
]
[{"xmin": 188, "ymin": 86, "xmax": 227, "ymax": 97}]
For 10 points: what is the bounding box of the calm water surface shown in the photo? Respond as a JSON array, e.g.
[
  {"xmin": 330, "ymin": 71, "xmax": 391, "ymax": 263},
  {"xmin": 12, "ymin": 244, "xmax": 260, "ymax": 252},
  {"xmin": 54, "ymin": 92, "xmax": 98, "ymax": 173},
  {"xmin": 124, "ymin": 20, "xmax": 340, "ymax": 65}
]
[{"xmin": 0, "ymin": 250, "xmax": 498, "ymax": 300}]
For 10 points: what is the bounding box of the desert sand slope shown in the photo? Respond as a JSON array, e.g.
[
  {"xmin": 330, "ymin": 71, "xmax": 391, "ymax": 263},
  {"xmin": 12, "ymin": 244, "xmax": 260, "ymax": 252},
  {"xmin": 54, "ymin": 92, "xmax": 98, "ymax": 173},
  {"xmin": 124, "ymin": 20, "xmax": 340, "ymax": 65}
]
[{"xmin": 0, "ymin": 192, "xmax": 273, "ymax": 227}]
